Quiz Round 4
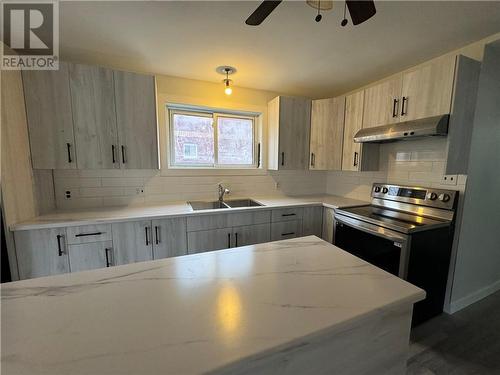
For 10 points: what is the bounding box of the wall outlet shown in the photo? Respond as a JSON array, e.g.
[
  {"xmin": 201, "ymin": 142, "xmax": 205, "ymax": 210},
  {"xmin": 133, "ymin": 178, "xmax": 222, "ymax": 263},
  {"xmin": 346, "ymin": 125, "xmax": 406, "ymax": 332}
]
[
  {"xmin": 65, "ymin": 190, "xmax": 72, "ymax": 199},
  {"xmin": 135, "ymin": 188, "xmax": 144, "ymax": 195},
  {"xmin": 442, "ymin": 175, "xmax": 458, "ymax": 186}
]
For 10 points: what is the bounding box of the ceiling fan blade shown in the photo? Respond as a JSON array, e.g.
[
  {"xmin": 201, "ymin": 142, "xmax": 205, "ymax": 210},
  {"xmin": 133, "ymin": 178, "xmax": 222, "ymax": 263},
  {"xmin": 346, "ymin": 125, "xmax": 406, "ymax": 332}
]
[
  {"xmin": 346, "ymin": 0, "xmax": 376, "ymax": 25},
  {"xmin": 245, "ymin": 1, "xmax": 283, "ymax": 26}
]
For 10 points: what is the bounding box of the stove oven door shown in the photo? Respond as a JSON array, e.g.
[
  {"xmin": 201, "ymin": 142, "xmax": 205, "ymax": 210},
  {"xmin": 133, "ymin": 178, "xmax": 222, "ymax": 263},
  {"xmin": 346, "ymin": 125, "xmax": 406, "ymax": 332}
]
[{"xmin": 334, "ymin": 214, "xmax": 410, "ymax": 278}]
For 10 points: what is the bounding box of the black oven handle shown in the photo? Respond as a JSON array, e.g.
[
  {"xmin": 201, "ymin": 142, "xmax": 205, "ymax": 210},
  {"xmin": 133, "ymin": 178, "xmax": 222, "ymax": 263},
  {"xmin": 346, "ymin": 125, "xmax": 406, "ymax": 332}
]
[{"xmin": 334, "ymin": 214, "xmax": 408, "ymax": 244}]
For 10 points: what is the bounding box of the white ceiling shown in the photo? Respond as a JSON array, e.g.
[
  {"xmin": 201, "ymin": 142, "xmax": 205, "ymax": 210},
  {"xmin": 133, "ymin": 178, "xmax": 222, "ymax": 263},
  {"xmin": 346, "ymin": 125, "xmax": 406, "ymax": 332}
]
[{"xmin": 60, "ymin": 1, "xmax": 500, "ymax": 98}]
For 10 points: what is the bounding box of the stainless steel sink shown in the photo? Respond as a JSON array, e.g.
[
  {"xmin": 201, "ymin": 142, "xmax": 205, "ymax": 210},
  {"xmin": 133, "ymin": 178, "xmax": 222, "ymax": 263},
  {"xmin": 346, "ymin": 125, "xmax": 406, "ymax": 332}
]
[
  {"xmin": 224, "ymin": 199, "xmax": 264, "ymax": 208},
  {"xmin": 188, "ymin": 201, "xmax": 230, "ymax": 211},
  {"xmin": 188, "ymin": 198, "xmax": 264, "ymax": 211}
]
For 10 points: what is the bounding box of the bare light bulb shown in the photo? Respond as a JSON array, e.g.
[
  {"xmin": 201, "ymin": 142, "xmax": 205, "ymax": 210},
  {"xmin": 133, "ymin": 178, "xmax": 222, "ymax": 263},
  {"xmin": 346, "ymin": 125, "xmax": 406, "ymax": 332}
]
[{"xmin": 224, "ymin": 79, "xmax": 232, "ymax": 95}]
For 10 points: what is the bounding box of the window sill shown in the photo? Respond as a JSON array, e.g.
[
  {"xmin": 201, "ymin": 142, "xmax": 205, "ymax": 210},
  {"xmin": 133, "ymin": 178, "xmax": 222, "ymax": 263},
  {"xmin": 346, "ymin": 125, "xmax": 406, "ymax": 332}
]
[{"xmin": 160, "ymin": 167, "xmax": 267, "ymax": 177}]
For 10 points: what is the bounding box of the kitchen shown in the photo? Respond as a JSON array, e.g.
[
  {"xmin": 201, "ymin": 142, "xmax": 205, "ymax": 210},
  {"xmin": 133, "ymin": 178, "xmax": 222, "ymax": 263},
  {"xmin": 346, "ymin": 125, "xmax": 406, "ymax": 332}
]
[{"xmin": 1, "ymin": 1, "xmax": 500, "ymax": 374}]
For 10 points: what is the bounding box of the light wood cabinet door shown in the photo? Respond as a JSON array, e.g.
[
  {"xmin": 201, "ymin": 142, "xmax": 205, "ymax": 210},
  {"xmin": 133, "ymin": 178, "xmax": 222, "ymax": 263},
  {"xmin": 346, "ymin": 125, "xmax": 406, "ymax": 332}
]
[
  {"xmin": 302, "ymin": 206, "xmax": 323, "ymax": 237},
  {"xmin": 233, "ymin": 223, "xmax": 270, "ymax": 247},
  {"xmin": 187, "ymin": 228, "xmax": 232, "ymax": 254},
  {"xmin": 14, "ymin": 228, "xmax": 70, "ymax": 279},
  {"xmin": 276, "ymin": 96, "xmax": 311, "ymax": 170},
  {"xmin": 321, "ymin": 208, "xmax": 335, "ymax": 243},
  {"xmin": 22, "ymin": 62, "xmax": 76, "ymax": 169},
  {"xmin": 363, "ymin": 75, "xmax": 402, "ymax": 128},
  {"xmin": 114, "ymin": 71, "xmax": 159, "ymax": 169},
  {"xmin": 69, "ymin": 63, "xmax": 119, "ymax": 169},
  {"xmin": 111, "ymin": 221, "xmax": 153, "ymax": 265},
  {"xmin": 68, "ymin": 241, "xmax": 113, "ymax": 273},
  {"xmin": 401, "ymin": 55, "xmax": 456, "ymax": 121},
  {"xmin": 152, "ymin": 217, "xmax": 187, "ymax": 259},
  {"xmin": 342, "ymin": 91, "xmax": 364, "ymax": 171},
  {"xmin": 310, "ymin": 97, "xmax": 345, "ymax": 170}
]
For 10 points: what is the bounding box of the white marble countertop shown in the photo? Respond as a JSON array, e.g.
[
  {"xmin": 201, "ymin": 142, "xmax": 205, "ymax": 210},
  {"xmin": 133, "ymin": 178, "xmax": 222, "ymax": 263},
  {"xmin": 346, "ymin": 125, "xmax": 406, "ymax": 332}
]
[
  {"xmin": 1, "ymin": 236, "xmax": 425, "ymax": 375},
  {"xmin": 10, "ymin": 194, "xmax": 367, "ymax": 231}
]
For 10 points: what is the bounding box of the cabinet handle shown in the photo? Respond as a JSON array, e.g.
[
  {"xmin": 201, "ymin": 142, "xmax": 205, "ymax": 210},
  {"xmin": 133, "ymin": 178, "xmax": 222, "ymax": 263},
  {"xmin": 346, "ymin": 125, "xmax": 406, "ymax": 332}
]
[
  {"xmin": 56, "ymin": 234, "xmax": 64, "ymax": 256},
  {"xmin": 121, "ymin": 145, "xmax": 126, "ymax": 164},
  {"xmin": 112, "ymin": 145, "xmax": 116, "ymax": 164},
  {"xmin": 282, "ymin": 232, "xmax": 295, "ymax": 236},
  {"xmin": 310, "ymin": 152, "xmax": 315, "ymax": 167},
  {"xmin": 392, "ymin": 98, "xmax": 399, "ymax": 118},
  {"xmin": 281, "ymin": 152, "xmax": 285, "ymax": 166},
  {"xmin": 75, "ymin": 232, "xmax": 102, "ymax": 237},
  {"xmin": 145, "ymin": 226, "xmax": 150, "ymax": 246},
  {"xmin": 353, "ymin": 151, "xmax": 359, "ymax": 167},
  {"xmin": 401, "ymin": 96, "xmax": 408, "ymax": 116},
  {"xmin": 228, "ymin": 233, "xmax": 231, "ymax": 248},
  {"xmin": 66, "ymin": 143, "xmax": 72, "ymax": 163},
  {"xmin": 105, "ymin": 248, "xmax": 112, "ymax": 267},
  {"xmin": 155, "ymin": 226, "xmax": 160, "ymax": 245},
  {"xmin": 235, "ymin": 232, "xmax": 238, "ymax": 247},
  {"xmin": 282, "ymin": 213, "xmax": 296, "ymax": 217},
  {"xmin": 257, "ymin": 143, "xmax": 261, "ymax": 168}
]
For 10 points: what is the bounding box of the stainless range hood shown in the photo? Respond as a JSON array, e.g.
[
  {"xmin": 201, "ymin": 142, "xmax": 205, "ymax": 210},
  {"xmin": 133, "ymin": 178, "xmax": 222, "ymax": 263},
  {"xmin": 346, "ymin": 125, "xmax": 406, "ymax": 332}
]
[{"xmin": 354, "ymin": 115, "xmax": 449, "ymax": 143}]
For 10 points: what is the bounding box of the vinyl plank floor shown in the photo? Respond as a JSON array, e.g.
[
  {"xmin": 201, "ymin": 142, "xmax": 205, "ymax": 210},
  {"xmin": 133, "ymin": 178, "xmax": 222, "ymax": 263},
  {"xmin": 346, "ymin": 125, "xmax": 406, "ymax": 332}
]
[{"xmin": 407, "ymin": 290, "xmax": 500, "ymax": 375}]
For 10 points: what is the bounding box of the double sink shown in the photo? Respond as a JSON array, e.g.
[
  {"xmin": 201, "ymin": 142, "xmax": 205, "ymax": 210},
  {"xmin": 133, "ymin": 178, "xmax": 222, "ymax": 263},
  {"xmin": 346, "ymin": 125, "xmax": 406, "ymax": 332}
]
[{"xmin": 189, "ymin": 199, "xmax": 264, "ymax": 211}]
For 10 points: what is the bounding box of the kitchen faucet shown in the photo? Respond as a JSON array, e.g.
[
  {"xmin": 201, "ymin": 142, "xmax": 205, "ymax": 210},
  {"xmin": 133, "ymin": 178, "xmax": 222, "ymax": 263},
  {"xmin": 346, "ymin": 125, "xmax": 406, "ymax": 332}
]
[{"xmin": 218, "ymin": 183, "xmax": 230, "ymax": 202}]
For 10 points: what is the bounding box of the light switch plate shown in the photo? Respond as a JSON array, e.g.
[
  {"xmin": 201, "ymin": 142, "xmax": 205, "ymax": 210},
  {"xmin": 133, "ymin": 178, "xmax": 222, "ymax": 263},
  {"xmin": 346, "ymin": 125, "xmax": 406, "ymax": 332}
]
[{"xmin": 442, "ymin": 174, "xmax": 458, "ymax": 186}]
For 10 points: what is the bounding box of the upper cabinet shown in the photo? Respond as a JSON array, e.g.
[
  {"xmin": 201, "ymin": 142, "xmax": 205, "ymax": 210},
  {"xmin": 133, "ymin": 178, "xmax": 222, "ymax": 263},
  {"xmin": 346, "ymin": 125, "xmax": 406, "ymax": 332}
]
[
  {"xmin": 268, "ymin": 96, "xmax": 311, "ymax": 170},
  {"xmin": 22, "ymin": 62, "xmax": 76, "ymax": 169},
  {"xmin": 310, "ymin": 97, "xmax": 345, "ymax": 170},
  {"xmin": 69, "ymin": 63, "xmax": 119, "ymax": 169},
  {"xmin": 363, "ymin": 75, "xmax": 402, "ymax": 129},
  {"xmin": 23, "ymin": 62, "xmax": 159, "ymax": 170},
  {"xmin": 400, "ymin": 55, "xmax": 456, "ymax": 121},
  {"xmin": 114, "ymin": 71, "xmax": 159, "ymax": 169}
]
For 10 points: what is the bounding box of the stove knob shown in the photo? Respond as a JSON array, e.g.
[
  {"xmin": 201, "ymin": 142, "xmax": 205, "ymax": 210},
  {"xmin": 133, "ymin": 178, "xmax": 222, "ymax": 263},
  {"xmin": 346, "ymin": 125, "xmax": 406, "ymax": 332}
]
[
  {"xmin": 427, "ymin": 192, "xmax": 438, "ymax": 200},
  {"xmin": 438, "ymin": 193, "xmax": 450, "ymax": 202},
  {"xmin": 382, "ymin": 187, "xmax": 389, "ymax": 194},
  {"xmin": 374, "ymin": 186, "xmax": 381, "ymax": 193}
]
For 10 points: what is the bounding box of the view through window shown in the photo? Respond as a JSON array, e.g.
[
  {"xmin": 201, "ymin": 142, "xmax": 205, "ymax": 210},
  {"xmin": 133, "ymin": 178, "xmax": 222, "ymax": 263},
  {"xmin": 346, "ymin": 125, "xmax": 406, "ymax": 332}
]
[{"xmin": 170, "ymin": 108, "xmax": 256, "ymax": 167}]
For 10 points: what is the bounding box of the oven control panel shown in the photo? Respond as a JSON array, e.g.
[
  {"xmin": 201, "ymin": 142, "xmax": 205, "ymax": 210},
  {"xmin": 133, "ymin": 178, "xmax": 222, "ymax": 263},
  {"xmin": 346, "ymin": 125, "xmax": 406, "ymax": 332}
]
[{"xmin": 371, "ymin": 183, "xmax": 457, "ymax": 209}]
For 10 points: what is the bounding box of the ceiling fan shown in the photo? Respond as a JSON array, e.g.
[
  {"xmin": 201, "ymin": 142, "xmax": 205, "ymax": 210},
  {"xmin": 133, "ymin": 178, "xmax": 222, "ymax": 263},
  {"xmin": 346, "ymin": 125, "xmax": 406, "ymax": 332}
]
[{"xmin": 245, "ymin": 0, "xmax": 376, "ymax": 26}]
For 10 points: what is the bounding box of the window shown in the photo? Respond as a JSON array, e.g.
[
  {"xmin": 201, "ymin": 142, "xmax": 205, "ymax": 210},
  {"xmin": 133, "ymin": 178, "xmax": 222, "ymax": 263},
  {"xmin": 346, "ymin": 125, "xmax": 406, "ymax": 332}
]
[{"xmin": 169, "ymin": 108, "xmax": 257, "ymax": 168}]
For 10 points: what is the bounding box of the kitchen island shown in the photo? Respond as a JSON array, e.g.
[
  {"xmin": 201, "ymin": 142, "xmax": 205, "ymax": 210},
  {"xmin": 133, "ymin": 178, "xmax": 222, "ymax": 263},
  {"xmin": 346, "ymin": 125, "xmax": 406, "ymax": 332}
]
[{"xmin": 1, "ymin": 236, "xmax": 424, "ymax": 375}]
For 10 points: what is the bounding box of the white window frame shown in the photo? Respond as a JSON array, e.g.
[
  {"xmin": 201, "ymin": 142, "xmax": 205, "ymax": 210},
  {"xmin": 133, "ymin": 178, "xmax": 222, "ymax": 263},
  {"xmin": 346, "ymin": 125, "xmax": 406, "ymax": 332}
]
[{"xmin": 168, "ymin": 107, "xmax": 258, "ymax": 169}]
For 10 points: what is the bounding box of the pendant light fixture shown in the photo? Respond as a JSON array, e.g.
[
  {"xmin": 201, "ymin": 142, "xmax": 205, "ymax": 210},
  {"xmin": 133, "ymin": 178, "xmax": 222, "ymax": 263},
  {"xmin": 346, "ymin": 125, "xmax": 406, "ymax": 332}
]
[{"xmin": 216, "ymin": 66, "xmax": 237, "ymax": 96}]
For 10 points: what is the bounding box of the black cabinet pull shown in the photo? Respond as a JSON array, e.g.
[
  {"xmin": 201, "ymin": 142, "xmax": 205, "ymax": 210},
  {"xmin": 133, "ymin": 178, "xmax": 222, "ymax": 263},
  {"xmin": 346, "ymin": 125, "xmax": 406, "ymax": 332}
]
[
  {"xmin": 282, "ymin": 213, "xmax": 296, "ymax": 217},
  {"xmin": 145, "ymin": 226, "xmax": 150, "ymax": 246},
  {"xmin": 282, "ymin": 232, "xmax": 295, "ymax": 236},
  {"xmin": 105, "ymin": 248, "xmax": 112, "ymax": 267},
  {"xmin": 281, "ymin": 152, "xmax": 285, "ymax": 166},
  {"xmin": 401, "ymin": 96, "xmax": 408, "ymax": 116},
  {"xmin": 235, "ymin": 233, "xmax": 238, "ymax": 247},
  {"xmin": 56, "ymin": 234, "xmax": 63, "ymax": 256},
  {"xmin": 392, "ymin": 98, "xmax": 399, "ymax": 118},
  {"xmin": 155, "ymin": 226, "xmax": 160, "ymax": 245},
  {"xmin": 353, "ymin": 151, "xmax": 359, "ymax": 167},
  {"xmin": 121, "ymin": 145, "xmax": 126, "ymax": 164},
  {"xmin": 112, "ymin": 145, "xmax": 116, "ymax": 164},
  {"xmin": 257, "ymin": 143, "xmax": 261, "ymax": 168},
  {"xmin": 66, "ymin": 143, "xmax": 72, "ymax": 163},
  {"xmin": 227, "ymin": 233, "xmax": 231, "ymax": 248},
  {"xmin": 75, "ymin": 232, "xmax": 102, "ymax": 237}
]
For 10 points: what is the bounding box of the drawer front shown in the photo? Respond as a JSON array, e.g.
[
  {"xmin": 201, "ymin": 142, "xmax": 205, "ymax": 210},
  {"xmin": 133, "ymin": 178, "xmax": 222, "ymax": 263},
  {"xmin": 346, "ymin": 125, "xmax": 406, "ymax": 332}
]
[
  {"xmin": 187, "ymin": 210, "xmax": 271, "ymax": 232},
  {"xmin": 271, "ymin": 220, "xmax": 303, "ymax": 241},
  {"xmin": 272, "ymin": 207, "xmax": 304, "ymax": 222},
  {"xmin": 66, "ymin": 224, "xmax": 112, "ymax": 244}
]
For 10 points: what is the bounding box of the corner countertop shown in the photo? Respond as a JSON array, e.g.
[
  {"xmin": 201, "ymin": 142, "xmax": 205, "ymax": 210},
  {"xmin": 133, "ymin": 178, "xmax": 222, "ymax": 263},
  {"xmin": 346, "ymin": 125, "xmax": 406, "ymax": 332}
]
[
  {"xmin": 1, "ymin": 236, "xmax": 425, "ymax": 375},
  {"xmin": 10, "ymin": 194, "xmax": 368, "ymax": 231}
]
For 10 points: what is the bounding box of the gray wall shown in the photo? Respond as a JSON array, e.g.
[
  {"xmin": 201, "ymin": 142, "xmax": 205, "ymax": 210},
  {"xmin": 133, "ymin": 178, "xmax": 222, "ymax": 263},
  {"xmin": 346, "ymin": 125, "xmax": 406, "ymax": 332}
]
[{"xmin": 449, "ymin": 40, "xmax": 500, "ymax": 312}]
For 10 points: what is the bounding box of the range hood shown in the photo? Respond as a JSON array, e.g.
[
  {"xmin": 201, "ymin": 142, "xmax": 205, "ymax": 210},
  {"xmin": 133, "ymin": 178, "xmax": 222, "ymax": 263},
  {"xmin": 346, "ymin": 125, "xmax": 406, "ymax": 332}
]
[{"xmin": 354, "ymin": 115, "xmax": 449, "ymax": 143}]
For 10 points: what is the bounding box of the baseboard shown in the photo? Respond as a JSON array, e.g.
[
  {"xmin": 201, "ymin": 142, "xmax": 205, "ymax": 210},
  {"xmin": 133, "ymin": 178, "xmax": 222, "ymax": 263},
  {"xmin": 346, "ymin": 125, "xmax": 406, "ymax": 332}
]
[{"xmin": 448, "ymin": 279, "xmax": 500, "ymax": 314}]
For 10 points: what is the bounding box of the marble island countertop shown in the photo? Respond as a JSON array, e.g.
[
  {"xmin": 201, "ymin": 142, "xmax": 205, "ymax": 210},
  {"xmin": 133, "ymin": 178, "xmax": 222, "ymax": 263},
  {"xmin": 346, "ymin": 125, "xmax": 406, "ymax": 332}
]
[
  {"xmin": 11, "ymin": 194, "xmax": 368, "ymax": 231},
  {"xmin": 1, "ymin": 236, "xmax": 425, "ymax": 375}
]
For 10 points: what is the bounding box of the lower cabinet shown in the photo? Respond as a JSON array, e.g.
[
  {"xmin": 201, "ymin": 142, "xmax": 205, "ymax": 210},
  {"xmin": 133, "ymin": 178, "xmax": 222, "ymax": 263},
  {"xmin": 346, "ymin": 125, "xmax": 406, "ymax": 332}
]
[
  {"xmin": 271, "ymin": 220, "xmax": 303, "ymax": 241},
  {"xmin": 14, "ymin": 228, "xmax": 70, "ymax": 279},
  {"xmin": 68, "ymin": 241, "xmax": 113, "ymax": 272},
  {"xmin": 152, "ymin": 218, "xmax": 187, "ymax": 259},
  {"xmin": 302, "ymin": 206, "xmax": 323, "ymax": 237},
  {"xmin": 187, "ymin": 228, "xmax": 232, "ymax": 254},
  {"xmin": 111, "ymin": 220, "xmax": 153, "ymax": 265},
  {"xmin": 233, "ymin": 223, "xmax": 270, "ymax": 247},
  {"xmin": 322, "ymin": 208, "xmax": 335, "ymax": 243}
]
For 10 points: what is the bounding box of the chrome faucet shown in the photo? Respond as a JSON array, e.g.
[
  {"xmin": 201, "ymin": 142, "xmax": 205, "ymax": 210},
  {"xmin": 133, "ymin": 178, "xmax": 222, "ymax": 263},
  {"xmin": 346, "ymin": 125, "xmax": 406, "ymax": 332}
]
[{"xmin": 218, "ymin": 183, "xmax": 230, "ymax": 202}]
